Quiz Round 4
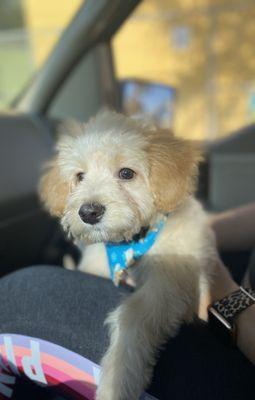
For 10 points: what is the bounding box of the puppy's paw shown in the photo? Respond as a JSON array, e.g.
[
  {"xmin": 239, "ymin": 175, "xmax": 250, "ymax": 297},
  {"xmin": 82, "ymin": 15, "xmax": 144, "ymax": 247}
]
[
  {"xmin": 96, "ymin": 371, "xmax": 138, "ymax": 400},
  {"xmin": 96, "ymin": 382, "xmax": 124, "ymax": 400},
  {"xmin": 96, "ymin": 389, "xmax": 133, "ymax": 400},
  {"xmin": 95, "ymin": 386, "xmax": 114, "ymax": 400}
]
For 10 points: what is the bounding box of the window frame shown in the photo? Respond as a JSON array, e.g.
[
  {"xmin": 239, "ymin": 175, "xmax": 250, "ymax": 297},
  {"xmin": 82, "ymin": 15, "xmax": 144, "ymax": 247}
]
[{"xmin": 17, "ymin": 0, "xmax": 141, "ymax": 115}]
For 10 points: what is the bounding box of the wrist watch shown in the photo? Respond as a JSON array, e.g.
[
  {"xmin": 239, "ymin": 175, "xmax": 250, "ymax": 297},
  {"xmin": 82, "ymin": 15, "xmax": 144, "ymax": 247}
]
[{"xmin": 208, "ymin": 287, "xmax": 255, "ymax": 345}]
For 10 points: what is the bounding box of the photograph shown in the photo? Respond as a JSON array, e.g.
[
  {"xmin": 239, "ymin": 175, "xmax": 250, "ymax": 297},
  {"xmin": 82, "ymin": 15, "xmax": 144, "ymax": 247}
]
[{"xmin": 0, "ymin": 1, "xmax": 254, "ymax": 399}]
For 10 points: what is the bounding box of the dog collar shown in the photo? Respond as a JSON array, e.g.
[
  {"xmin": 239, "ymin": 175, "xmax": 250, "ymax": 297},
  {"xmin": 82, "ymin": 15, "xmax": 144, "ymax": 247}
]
[{"xmin": 105, "ymin": 219, "xmax": 166, "ymax": 286}]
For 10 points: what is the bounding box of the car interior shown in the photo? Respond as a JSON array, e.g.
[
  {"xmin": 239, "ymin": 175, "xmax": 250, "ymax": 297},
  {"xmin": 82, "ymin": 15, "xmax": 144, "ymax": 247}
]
[
  {"xmin": 0, "ymin": 0, "xmax": 254, "ymax": 287},
  {"xmin": 0, "ymin": 1, "xmax": 255, "ymax": 399}
]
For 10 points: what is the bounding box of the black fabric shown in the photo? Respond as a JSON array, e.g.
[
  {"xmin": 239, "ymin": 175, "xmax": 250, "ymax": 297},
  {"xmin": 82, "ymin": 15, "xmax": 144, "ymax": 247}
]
[
  {"xmin": 149, "ymin": 322, "xmax": 255, "ymax": 399},
  {"xmin": 0, "ymin": 266, "xmax": 254, "ymax": 400},
  {"xmin": 248, "ymin": 248, "xmax": 255, "ymax": 289},
  {"xmin": 0, "ymin": 266, "xmax": 129, "ymax": 364}
]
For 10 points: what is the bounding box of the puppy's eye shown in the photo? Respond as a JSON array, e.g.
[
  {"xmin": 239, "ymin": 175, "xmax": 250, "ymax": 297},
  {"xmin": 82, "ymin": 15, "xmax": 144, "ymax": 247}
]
[
  {"xmin": 118, "ymin": 168, "xmax": 135, "ymax": 180},
  {"xmin": 76, "ymin": 172, "xmax": 85, "ymax": 182}
]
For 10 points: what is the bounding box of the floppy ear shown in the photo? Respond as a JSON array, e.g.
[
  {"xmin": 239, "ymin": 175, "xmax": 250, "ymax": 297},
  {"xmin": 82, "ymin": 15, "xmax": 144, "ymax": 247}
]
[
  {"xmin": 39, "ymin": 158, "xmax": 70, "ymax": 217},
  {"xmin": 148, "ymin": 130, "xmax": 202, "ymax": 213}
]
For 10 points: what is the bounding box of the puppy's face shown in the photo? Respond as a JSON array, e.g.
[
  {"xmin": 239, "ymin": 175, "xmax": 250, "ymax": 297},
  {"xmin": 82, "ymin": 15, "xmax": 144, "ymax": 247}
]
[{"xmin": 40, "ymin": 112, "xmax": 200, "ymax": 243}]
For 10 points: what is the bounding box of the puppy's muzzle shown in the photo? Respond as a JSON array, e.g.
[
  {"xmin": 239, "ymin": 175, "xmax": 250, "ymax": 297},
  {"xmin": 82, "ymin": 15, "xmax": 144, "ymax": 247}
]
[{"xmin": 78, "ymin": 203, "xmax": 105, "ymax": 225}]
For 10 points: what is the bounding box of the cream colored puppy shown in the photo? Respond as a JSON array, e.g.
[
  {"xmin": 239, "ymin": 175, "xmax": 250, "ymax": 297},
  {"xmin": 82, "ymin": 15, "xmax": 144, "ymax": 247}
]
[{"xmin": 40, "ymin": 111, "xmax": 217, "ymax": 400}]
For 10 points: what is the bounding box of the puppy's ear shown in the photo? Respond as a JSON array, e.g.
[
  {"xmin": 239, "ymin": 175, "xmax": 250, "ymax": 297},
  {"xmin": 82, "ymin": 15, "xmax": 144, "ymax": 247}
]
[
  {"xmin": 148, "ymin": 130, "xmax": 201, "ymax": 213},
  {"xmin": 39, "ymin": 121, "xmax": 85, "ymax": 217},
  {"xmin": 39, "ymin": 158, "xmax": 70, "ymax": 217}
]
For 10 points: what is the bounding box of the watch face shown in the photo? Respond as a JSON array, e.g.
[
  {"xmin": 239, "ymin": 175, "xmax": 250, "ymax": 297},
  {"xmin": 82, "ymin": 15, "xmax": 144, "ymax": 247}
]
[{"xmin": 208, "ymin": 307, "xmax": 236, "ymax": 346}]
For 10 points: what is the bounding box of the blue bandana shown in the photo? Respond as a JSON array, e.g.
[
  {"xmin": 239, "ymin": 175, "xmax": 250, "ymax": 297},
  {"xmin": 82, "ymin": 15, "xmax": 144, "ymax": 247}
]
[{"xmin": 105, "ymin": 219, "xmax": 165, "ymax": 286}]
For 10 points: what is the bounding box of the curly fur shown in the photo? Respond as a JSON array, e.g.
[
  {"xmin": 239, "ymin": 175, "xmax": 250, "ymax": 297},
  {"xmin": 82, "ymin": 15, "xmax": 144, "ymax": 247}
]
[{"xmin": 39, "ymin": 110, "xmax": 217, "ymax": 400}]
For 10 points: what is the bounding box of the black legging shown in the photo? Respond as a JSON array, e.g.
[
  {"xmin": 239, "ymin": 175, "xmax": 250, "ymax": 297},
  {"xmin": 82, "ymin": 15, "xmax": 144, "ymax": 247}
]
[{"xmin": 0, "ymin": 266, "xmax": 254, "ymax": 399}]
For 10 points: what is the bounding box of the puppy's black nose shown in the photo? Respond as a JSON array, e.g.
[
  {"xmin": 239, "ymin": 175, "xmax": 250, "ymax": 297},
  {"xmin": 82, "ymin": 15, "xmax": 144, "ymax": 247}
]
[{"xmin": 78, "ymin": 203, "xmax": 105, "ymax": 225}]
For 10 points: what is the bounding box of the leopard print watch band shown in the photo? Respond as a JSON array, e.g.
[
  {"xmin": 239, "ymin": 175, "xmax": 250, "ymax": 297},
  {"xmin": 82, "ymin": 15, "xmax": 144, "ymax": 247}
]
[{"xmin": 211, "ymin": 287, "xmax": 255, "ymax": 326}]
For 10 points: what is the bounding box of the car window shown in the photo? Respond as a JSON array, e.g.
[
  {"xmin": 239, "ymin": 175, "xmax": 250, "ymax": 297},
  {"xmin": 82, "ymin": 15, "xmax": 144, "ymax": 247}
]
[
  {"xmin": 0, "ymin": 0, "xmax": 83, "ymax": 111},
  {"xmin": 113, "ymin": 0, "xmax": 255, "ymax": 141}
]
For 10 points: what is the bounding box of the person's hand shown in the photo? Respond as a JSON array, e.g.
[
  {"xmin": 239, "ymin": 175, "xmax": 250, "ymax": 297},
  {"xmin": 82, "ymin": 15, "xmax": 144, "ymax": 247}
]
[{"xmin": 199, "ymin": 259, "xmax": 255, "ymax": 365}]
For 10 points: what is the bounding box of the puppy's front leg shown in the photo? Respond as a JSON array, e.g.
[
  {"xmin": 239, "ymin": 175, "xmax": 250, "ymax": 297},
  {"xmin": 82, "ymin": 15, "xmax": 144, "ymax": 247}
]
[{"xmin": 96, "ymin": 261, "xmax": 199, "ymax": 400}]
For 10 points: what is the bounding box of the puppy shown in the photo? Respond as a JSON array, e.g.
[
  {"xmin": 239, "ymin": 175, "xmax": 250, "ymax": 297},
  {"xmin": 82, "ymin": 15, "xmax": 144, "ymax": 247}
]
[{"xmin": 39, "ymin": 111, "xmax": 217, "ymax": 400}]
